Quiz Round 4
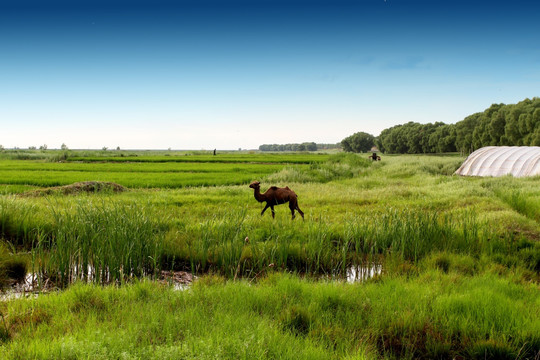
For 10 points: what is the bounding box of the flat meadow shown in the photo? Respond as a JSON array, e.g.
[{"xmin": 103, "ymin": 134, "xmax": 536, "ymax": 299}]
[{"xmin": 0, "ymin": 150, "xmax": 538, "ymax": 359}]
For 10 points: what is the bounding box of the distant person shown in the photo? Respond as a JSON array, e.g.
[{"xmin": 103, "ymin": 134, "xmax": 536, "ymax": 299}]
[
  {"xmin": 369, "ymin": 152, "xmax": 381, "ymax": 161},
  {"xmin": 213, "ymin": 149, "xmax": 216, "ymax": 156}
]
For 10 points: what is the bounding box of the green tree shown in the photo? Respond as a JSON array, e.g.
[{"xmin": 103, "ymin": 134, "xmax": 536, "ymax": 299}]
[
  {"xmin": 428, "ymin": 124, "xmax": 456, "ymax": 153},
  {"xmin": 341, "ymin": 132, "xmax": 376, "ymax": 153},
  {"xmin": 455, "ymin": 113, "xmax": 480, "ymax": 154},
  {"xmin": 303, "ymin": 142, "xmax": 317, "ymax": 151},
  {"xmin": 354, "ymin": 97, "xmax": 540, "ymax": 154},
  {"xmin": 488, "ymin": 110, "xmax": 506, "ymax": 145},
  {"xmin": 471, "ymin": 114, "xmax": 490, "ymax": 149}
]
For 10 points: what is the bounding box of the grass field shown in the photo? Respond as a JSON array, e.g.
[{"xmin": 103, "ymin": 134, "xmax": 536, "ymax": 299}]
[
  {"xmin": 0, "ymin": 150, "xmax": 539, "ymax": 359},
  {"xmin": 0, "ymin": 151, "xmax": 329, "ymax": 189}
]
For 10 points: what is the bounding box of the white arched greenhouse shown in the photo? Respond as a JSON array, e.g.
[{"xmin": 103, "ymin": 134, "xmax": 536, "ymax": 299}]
[{"xmin": 454, "ymin": 146, "xmax": 540, "ymax": 177}]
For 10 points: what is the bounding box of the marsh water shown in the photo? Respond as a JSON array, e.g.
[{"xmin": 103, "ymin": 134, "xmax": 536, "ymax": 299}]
[
  {"xmin": 346, "ymin": 263, "xmax": 382, "ymax": 282},
  {"xmin": 1, "ymin": 269, "xmax": 194, "ymax": 301},
  {"xmin": 2, "ymin": 263, "xmax": 380, "ymax": 301}
]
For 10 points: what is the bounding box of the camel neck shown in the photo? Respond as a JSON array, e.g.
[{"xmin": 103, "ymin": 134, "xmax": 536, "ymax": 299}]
[{"xmin": 253, "ymin": 187, "xmax": 265, "ymax": 202}]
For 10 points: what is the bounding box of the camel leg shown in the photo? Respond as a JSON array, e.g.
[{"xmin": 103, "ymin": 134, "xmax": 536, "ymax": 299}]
[
  {"xmin": 296, "ymin": 204, "xmax": 304, "ymax": 220},
  {"xmin": 289, "ymin": 202, "xmax": 296, "ymax": 220},
  {"xmin": 261, "ymin": 203, "xmax": 270, "ymax": 216},
  {"xmin": 270, "ymin": 205, "xmax": 275, "ymax": 219},
  {"xmin": 290, "ymin": 199, "xmax": 304, "ymax": 220}
]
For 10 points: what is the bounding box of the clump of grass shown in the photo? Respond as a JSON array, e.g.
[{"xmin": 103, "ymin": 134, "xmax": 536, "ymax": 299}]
[
  {"xmin": 344, "ymin": 209, "xmax": 496, "ymax": 262},
  {"xmin": 68, "ymin": 283, "xmax": 108, "ymax": 313},
  {"xmin": 162, "ymin": 204, "xmax": 516, "ymax": 279},
  {"xmin": 265, "ymin": 166, "xmax": 316, "ymax": 183},
  {"xmin": 35, "ymin": 200, "xmax": 163, "ymax": 286},
  {"xmin": 423, "ymin": 252, "xmax": 478, "ymax": 275},
  {"xmin": 0, "ymin": 243, "xmax": 28, "ymax": 288},
  {"xmin": 25, "ymin": 181, "xmax": 127, "ymax": 197},
  {"xmin": 467, "ymin": 340, "xmax": 518, "ymax": 360},
  {"xmin": 494, "ymin": 188, "xmax": 540, "ymax": 222},
  {"xmin": 419, "ymin": 157, "xmax": 463, "ymax": 176},
  {"xmin": 0, "ymin": 150, "xmax": 52, "ymax": 161},
  {"xmin": 280, "ymin": 305, "xmax": 313, "ymax": 335},
  {"xmin": 266, "ymin": 152, "xmax": 372, "ymax": 183},
  {"xmin": 518, "ymin": 245, "xmax": 540, "ymax": 272},
  {"xmin": 0, "ymin": 197, "xmax": 42, "ymax": 249}
]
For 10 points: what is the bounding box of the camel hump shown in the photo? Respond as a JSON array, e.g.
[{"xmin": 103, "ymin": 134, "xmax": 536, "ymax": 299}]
[{"xmin": 270, "ymin": 186, "xmax": 279, "ymax": 191}]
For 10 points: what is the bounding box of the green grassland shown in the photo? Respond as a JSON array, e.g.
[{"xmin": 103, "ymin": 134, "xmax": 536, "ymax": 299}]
[
  {"xmin": 0, "ymin": 151, "xmax": 539, "ymax": 359},
  {"xmin": 0, "ymin": 150, "xmax": 329, "ymax": 189},
  {"xmin": 0, "ymin": 160, "xmax": 291, "ymax": 188},
  {"xmin": 66, "ymin": 152, "xmax": 331, "ymax": 164}
]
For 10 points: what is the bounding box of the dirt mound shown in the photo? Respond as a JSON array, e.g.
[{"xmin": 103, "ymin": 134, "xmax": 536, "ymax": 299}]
[{"xmin": 25, "ymin": 181, "xmax": 127, "ymax": 196}]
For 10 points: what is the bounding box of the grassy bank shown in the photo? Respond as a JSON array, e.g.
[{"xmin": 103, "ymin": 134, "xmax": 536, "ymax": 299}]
[{"xmin": 1, "ymin": 271, "xmax": 538, "ymax": 359}]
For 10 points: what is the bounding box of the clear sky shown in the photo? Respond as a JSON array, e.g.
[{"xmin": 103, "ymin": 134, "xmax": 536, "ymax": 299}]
[{"xmin": 1, "ymin": 0, "xmax": 539, "ymax": 150}]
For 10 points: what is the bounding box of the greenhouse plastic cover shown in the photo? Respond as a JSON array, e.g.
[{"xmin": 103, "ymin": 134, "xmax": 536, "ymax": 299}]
[{"xmin": 454, "ymin": 146, "xmax": 540, "ymax": 177}]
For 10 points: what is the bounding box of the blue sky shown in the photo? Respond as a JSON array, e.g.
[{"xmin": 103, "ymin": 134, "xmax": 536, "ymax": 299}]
[{"xmin": 1, "ymin": 0, "xmax": 539, "ymax": 150}]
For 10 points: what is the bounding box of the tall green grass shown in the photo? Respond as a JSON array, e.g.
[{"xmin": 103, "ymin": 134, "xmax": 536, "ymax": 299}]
[
  {"xmin": 266, "ymin": 152, "xmax": 371, "ymax": 183},
  {"xmin": 344, "ymin": 209, "xmax": 497, "ymax": 261},
  {"xmin": 0, "ymin": 243, "xmax": 27, "ymax": 289},
  {"xmin": 35, "ymin": 200, "xmax": 163, "ymax": 286},
  {"xmin": 0, "ymin": 197, "xmax": 42, "ymax": 249},
  {"xmin": 494, "ymin": 188, "xmax": 540, "ymax": 222},
  {"xmin": 161, "ymin": 207, "xmax": 503, "ymax": 278}
]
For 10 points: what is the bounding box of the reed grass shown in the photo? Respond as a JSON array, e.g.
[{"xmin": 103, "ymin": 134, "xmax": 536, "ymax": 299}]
[
  {"xmin": 344, "ymin": 209, "xmax": 497, "ymax": 261},
  {"xmin": 266, "ymin": 152, "xmax": 371, "ymax": 183},
  {"xmin": 0, "ymin": 197, "xmax": 43, "ymax": 249},
  {"xmin": 0, "ymin": 243, "xmax": 28, "ymax": 288},
  {"xmin": 34, "ymin": 200, "xmax": 163, "ymax": 286},
  {"xmin": 159, "ymin": 206, "xmax": 507, "ymax": 280}
]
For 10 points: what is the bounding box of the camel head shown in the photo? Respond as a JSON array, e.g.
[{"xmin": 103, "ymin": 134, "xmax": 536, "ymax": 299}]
[{"xmin": 249, "ymin": 181, "xmax": 260, "ymax": 189}]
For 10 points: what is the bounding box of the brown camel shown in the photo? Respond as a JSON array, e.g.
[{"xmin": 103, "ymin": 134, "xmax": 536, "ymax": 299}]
[{"xmin": 249, "ymin": 181, "xmax": 304, "ymax": 220}]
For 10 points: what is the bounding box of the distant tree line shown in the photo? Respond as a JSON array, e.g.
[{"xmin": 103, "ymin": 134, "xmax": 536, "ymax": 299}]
[
  {"xmin": 259, "ymin": 142, "xmax": 340, "ymax": 152},
  {"xmin": 342, "ymin": 97, "xmax": 540, "ymax": 154}
]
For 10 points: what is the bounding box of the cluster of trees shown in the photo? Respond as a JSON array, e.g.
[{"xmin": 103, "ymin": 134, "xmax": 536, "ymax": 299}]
[
  {"xmin": 377, "ymin": 122, "xmax": 456, "ymax": 154},
  {"xmin": 341, "ymin": 132, "xmax": 376, "ymax": 153},
  {"xmin": 259, "ymin": 142, "xmax": 340, "ymax": 152},
  {"xmin": 342, "ymin": 97, "xmax": 540, "ymax": 154}
]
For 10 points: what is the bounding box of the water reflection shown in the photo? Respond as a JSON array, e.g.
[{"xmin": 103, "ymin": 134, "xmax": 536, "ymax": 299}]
[
  {"xmin": 2, "ymin": 265, "xmax": 378, "ymax": 301},
  {"xmin": 0, "ymin": 273, "xmax": 43, "ymax": 301},
  {"xmin": 346, "ymin": 263, "xmax": 382, "ymax": 282},
  {"xmin": 159, "ymin": 270, "xmax": 194, "ymax": 291},
  {"xmin": 1, "ymin": 269, "xmax": 195, "ymax": 301}
]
